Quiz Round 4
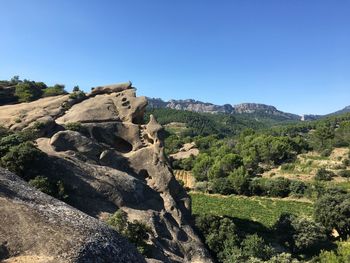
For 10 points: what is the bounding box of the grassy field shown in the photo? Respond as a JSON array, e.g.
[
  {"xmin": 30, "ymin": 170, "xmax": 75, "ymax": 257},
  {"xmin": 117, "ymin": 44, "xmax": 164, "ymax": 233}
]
[{"xmin": 190, "ymin": 192, "xmax": 313, "ymax": 228}]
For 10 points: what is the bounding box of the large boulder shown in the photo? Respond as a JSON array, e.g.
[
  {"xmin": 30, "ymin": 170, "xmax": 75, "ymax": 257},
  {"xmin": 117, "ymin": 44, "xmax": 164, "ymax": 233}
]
[{"xmin": 0, "ymin": 167, "xmax": 146, "ymax": 263}]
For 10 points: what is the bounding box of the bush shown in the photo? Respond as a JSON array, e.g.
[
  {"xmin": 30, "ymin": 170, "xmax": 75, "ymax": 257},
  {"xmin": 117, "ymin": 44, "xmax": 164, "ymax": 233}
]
[
  {"xmin": 314, "ymin": 192, "xmax": 350, "ymax": 239},
  {"xmin": 209, "ymin": 153, "xmax": 243, "ymax": 179},
  {"xmin": 29, "ymin": 176, "xmax": 55, "ymax": 195},
  {"xmin": 194, "ymin": 181, "xmax": 209, "ymax": 192},
  {"xmin": 241, "ymin": 234, "xmax": 275, "ymax": 261},
  {"xmin": 264, "ymin": 177, "xmax": 291, "ymax": 197},
  {"xmin": 342, "ymin": 158, "xmax": 350, "ymax": 167},
  {"xmin": 107, "ymin": 210, "xmax": 152, "ymax": 255},
  {"xmin": 321, "ymin": 148, "xmax": 332, "ymax": 157},
  {"xmin": 0, "ymin": 142, "xmax": 47, "ymax": 180},
  {"xmin": 249, "ymin": 178, "xmax": 267, "ymax": 196},
  {"xmin": 315, "ymin": 168, "xmax": 335, "ymax": 181},
  {"xmin": 0, "ymin": 128, "xmax": 41, "ymax": 157},
  {"xmin": 228, "ymin": 167, "xmax": 251, "ymax": 195},
  {"xmin": 195, "ymin": 214, "xmax": 239, "ymax": 262},
  {"xmin": 338, "ymin": 170, "xmax": 350, "ymax": 178},
  {"xmin": 274, "ymin": 213, "xmax": 327, "ymax": 253},
  {"xmin": 28, "ymin": 176, "xmax": 68, "ymax": 200},
  {"xmin": 64, "ymin": 122, "xmax": 85, "ymax": 133},
  {"xmin": 69, "ymin": 90, "xmax": 86, "ymax": 100},
  {"xmin": 42, "ymin": 84, "xmax": 67, "ymax": 97},
  {"xmin": 281, "ymin": 163, "xmax": 295, "ymax": 172},
  {"xmin": 211, "ymin": 177, "xmax": 234, "ymax": 195},
  {"xmin": 192, "ymin": 153, "xmax": 213, "ymax": 181},
  {"xmin": 318, "ymin": 240, "xmax": 350, "ymax": 263},
  {"xmin": 15, "ymin": 82, "xmax": 43, "ymax": 102},
  {"xmin": 289, "ymin": 180, "xmax": 307, "ymax": 197}
]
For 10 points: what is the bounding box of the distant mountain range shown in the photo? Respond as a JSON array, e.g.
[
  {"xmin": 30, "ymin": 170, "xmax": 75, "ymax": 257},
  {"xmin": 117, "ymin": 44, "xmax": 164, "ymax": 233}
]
[{"xmin": 147, "ymin": 97, "xmax": 350, "ymax": 122}]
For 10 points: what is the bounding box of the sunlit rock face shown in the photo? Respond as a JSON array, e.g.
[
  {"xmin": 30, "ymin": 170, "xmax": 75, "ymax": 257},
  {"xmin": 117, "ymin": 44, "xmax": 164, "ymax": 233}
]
[{"xmin": 0, "ymin": 83, "xmax": 212, "ymax": 263}]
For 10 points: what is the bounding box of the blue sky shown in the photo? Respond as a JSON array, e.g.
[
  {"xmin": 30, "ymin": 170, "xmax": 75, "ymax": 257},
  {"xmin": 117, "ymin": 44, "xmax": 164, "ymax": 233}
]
[{"xmin": 1, "ymin": 0, "xmax": 349, "ymax": 115}]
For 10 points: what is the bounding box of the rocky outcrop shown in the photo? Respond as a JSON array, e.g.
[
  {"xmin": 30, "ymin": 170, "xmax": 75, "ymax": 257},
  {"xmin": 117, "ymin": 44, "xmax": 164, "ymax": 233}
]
[
  {"xmin": 0, "ymin": 95, "xmax": 75, "ymax": 130},
  {"xmin": 147, "ymin": 98, "xmax": 301, "ymax": 120},
  {"xmin": 0, "ymin": 167, "xmax": 146, "ymax": 263},
  {"xmin": 0, "ymin": 83, "xmax": 212, "ymax": 263},
  {"xmin": 148, "ymin": 98, "xmax": 234, "ymax": 114},
  {"xmin": 170, "ymin": 143, "xmax": 199, "ymax": 160},
  {"xmin": 233, "ymin": 103, "xmax": 300, "ymax": 120}
]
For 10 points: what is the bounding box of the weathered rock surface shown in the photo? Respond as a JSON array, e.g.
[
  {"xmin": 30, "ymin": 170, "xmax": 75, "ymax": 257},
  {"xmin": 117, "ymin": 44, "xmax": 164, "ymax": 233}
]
[
  {"xmin": 0, "ymin": 85, "xmax": 212, "ymax": 262},
  {"xmin": 0, "ymin": 167, "xmax": 146, "ymax": 263},
  {"xmin": 0, "ymin": 95, "xmax": 71, "ymax": 130},
  {"xmin": 170, "ymin": 142, "xmax": 199, "ymax": 160}
]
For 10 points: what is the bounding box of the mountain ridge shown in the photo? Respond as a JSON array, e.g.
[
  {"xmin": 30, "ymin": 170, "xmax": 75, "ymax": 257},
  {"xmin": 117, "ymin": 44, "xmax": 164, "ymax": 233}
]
[{"xmin": 147, "ymin": 97, "xmax": 350, "ymax": 121}]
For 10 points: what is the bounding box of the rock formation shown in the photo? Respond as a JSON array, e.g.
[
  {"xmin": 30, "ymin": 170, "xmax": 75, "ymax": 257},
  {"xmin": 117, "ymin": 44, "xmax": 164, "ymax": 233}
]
[
  {"xmin": 147, "ymin": 98, "xmax": 301, "ymax": 120},
  {"xmin": 0, "ymin": 167, "xmax": 146, "ymax": 263},
  {"xmin": 0, "ymin": 83, "xmax": 212, "ymax": 263}
]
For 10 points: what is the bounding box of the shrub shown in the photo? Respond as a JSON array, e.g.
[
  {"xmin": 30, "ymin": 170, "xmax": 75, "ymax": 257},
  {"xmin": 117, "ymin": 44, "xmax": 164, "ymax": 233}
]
[
  {"xmin": 195, "ymin": 215, "xmax": 239, "ymax": 262},
  {"xmin": 15, "ymin": 82, "xmax": 43, "ymax": 102},
  {"xmin": 0, "ymin": 142, "xmax": 47, "ymax": 180},
  {"xmin": 281, "ymin": 163, "xmax": 295, "ymax": 172},
  {"xmin": 241, "ymin": 234, "xmax": 275, "ymax": 261},
  {"xmin": 42, "ymin": 84, "xmax": 67, "ymax": 97},
  {"xmin": 249, "ymin": 178, "xmax": 266, "ymax": 196},
  {"xmin": 29, "ymin": 176, "xmax": 68, "ymax": 200},
  {"xmin": 211, "ymin": 177, "xmax": 234, "ymax": 195},
  {"xmin": 192, "ymin": 153, "xmax": 213, "ymax": 181},
  {"xmin": 209, "ymin": 153, "xmax": 243, "ymax": 179},
  {"xmin": 318, "ymin": 240, "xmax": 350, "ymax": 263},
  {"xmin": 315, "ymin": 168, "xmax": 335, "ymax": 181},
  {"xmin": 64, "ymin": 122, "xmax": 84, "ymax": 132},
  {"xmin": 107, "ymin": 210, "xmax": 152, "ymax": 255},
  {"xmin": 228, "ymin": 167, "xmax": 251, "ymax": 195},
  {"xmin": 338, "ymin": 170, "xmax": 350, "ymax": 178},
  {"xmin": 29, "ymin": 176, "xmax": 55, "ymax": 195},
  {"xmin": 321, "ymin": 148, "xmax": 332, "ymax": 157},
  {"xmin": 274, "ymin": 213, "xmax": 327, "ymax": 253},
  {"xmin": 342, "ymin": 158, "xmax": 350, "ymax": 167},
  {"xmin": 267, "ymin": 253, "xmax": 300, "ymax": 263},
  {"xmin": 289, "ymin": 180, "xmax": 307, "ymax": 197},
  {"xmin": 314, "ymin": 192, "xmax": 350, "ymax": 239},
  {"xmin": 69, "ymin": 90, "xmax": 86, "ymax": 100},
  {"xmin": 264, "ymin": 177, "xmax": 291, "ymax": 197},
  {"xmin": 194, "ymin": 181, "xmax": 209, "ymax": 192},
  {"xmin": 73, "ymin": 86, "xmax": 80, "ymax": 92}
]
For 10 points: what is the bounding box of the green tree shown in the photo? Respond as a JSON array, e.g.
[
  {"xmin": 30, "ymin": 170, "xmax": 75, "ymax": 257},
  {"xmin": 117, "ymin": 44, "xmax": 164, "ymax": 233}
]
[
  {"xmin": 313, "ymin": 123, "xmax": 335, "ymax": 151},
  {"xmin": 228, "ymin": 166, "xmax": 250, "ymax": 195},
  {"xmin": 241, "ymin": 234, "xmax": 275, "ymax": 261},
  {"xmin": 192, "ymin": 153, "xmax": 213, "ymax": 181},
  {"xmin": 15, "ymin": 81, "xmax": 43, "ymax": 102},
  {"xmin": 274, "ymin": 213, "xmax": 327, "ymax": 253},
  {"xmin": 209, "ymin": 153, "xmax": 243, "ymax": 179},
  {"xmin": 315, "ymin": 192, "xmax": 350, "ymax": 239}
]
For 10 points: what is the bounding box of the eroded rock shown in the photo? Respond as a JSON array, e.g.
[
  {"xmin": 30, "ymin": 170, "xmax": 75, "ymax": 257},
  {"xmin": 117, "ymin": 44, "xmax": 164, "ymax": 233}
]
[
  {"xmin": 0, "ymin": 167, "xmax": 146, "ymax": 263},
  {"xmin": 0, "ymin": 85, "xmax": 213, "ymax": 263}
]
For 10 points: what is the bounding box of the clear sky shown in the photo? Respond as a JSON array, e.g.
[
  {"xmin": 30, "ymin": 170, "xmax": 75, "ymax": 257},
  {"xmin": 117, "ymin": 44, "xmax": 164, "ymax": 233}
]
[{"xmin": 1, "ymin": 1, "xmax": 349, "ymax": 115}]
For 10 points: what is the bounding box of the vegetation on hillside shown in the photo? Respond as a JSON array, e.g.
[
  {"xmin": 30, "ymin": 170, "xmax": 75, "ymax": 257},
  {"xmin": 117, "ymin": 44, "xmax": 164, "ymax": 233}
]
[{"xmin": 0, "ymin": 76, "xmax": 68, "ymax": 105}]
